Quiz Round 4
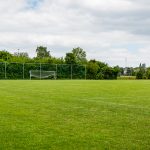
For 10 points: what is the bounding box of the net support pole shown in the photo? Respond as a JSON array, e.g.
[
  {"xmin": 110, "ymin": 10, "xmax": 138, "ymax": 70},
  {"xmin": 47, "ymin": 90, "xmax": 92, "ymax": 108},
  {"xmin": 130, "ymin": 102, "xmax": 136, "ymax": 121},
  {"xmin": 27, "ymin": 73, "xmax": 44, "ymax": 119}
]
[
  {"xmin": 56, "ymin": 64, "xmax": 57, "ymax": 80},
  {"xmin": 40, "ymin": 63, "xmax": 41, "ymax": 80},
  {"xmin": 30, "ymin": 71, "xmax": 31, "ymax": 80},
  {"xmin": 23, "ymin": 63, "xmax": 24, "ymax": 79},
  {"xmin": 4, "ymin": 62, "xmax": 7, "ymax": 79},
  {"xmin": 71, "ymin": 64, "xmax": 73, "ymax": 80},
  {"xmin": 85, "ymin": 65, "xmax": 87, "ymax": 80}
]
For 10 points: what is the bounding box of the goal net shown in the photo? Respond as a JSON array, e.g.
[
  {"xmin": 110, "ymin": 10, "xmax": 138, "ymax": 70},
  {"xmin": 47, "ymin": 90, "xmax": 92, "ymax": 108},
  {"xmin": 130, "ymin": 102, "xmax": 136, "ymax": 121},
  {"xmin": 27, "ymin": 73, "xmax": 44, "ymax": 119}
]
[{"xmin": 29, "ymin": 70, "xmax": 56, "ymax": 79}]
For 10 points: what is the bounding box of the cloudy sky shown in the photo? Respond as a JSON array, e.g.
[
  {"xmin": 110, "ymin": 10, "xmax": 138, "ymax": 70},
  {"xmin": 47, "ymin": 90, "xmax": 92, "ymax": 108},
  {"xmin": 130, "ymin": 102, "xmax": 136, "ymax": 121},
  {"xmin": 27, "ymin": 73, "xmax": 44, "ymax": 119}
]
[{"xmin": 0, "ymin": 0, "xmax": 150, "ymax": 67}]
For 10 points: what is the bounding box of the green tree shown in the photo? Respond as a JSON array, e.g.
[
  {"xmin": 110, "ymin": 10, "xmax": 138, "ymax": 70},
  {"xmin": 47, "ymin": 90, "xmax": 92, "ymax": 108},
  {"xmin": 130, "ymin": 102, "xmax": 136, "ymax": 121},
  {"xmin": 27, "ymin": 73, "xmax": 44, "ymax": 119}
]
[
  {"xmin": 113, "ymin": 66, "xmax": 121, "ymax": 78},
  {"xmin": 36, "ymin": 46, "xmax": 51, "ymax": 58},
  {"xmin": 0, "ymin": 50, "xmax": 12, "ymax": 61},
  {"xmin": 14, "ymin": 52, "xmax": 29, "ymax": 58},
  {"xmin": 136, "ymin": 63, "xmax": 146, "ymax": 79},
  {"xmin": 102, "ymin": 66, "xmax": 113, "ymax": 79},
  {"xmin": 72, "ymin": 47, "xmax": 87, "ymax": 64},
  {"xmin": 146, "ymin": 71, "xmax": 150, "ymax": 79},
  {"xmin": 136, "ymin": 70, "xmax": 143, "ymax": 79},
  {"xmin": 87, "ymin": 60, "xmax": 99, "ymax": 79},
  {"xmin": 146, "ymin": 68, "xmax": 150, "ymax": 79},
  {"xmin": 65, "ymin": 53, "xmax": 76, "ymax": 64}
]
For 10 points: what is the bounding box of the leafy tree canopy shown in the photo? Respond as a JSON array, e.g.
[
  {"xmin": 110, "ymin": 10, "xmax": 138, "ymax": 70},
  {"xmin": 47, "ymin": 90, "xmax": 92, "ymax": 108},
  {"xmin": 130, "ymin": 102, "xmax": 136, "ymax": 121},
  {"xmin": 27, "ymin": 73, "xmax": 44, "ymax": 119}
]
[
  {"xmin": 0, "ymin": 50, "xmax": 12, "ymax": 61},
  {"xmin": 72, "ymin": 47, "xmax": 87, "ymax": 64},
  {"xmin": 65, "ymin": 53, "xmax": 76, "ymax": 64},
  {"xmin": 14, "ymin": 52, "xmax": 29, "ymax": 58},
  {"xmin": 36, "ymin": 46, "xmax": 51, "ymax": 58}
]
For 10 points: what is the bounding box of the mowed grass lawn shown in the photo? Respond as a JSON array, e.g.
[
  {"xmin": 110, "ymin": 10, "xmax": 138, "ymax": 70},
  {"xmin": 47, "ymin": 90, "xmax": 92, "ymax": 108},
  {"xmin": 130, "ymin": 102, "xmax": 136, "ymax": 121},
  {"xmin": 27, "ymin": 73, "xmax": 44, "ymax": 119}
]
[{"xmin": 0, "ymin": 80, "xmax": 150, "ymax": 150}]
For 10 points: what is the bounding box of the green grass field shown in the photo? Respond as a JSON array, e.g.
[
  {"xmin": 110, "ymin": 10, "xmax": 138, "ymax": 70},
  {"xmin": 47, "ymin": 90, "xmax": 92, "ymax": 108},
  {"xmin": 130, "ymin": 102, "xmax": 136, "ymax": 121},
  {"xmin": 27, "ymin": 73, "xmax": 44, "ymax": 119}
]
[{"xmin": 0, "ymin": 80, "xmax": 150, "ymax": 150}]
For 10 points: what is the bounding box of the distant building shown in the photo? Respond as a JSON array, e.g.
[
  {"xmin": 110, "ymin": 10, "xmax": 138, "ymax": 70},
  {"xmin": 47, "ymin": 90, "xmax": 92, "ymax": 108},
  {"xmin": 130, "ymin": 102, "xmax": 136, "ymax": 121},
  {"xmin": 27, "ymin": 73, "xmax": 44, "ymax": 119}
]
[
  {"xmin": 124, "ymin": 67, "xmax": 127, "ymax": 75},
  {"xmin": 142, "ymin": 63, "xmax": 146, "ymax": 69},
  {"xmin": 123, "ymin": 67, "xmax": 133, "ymax": 76}
]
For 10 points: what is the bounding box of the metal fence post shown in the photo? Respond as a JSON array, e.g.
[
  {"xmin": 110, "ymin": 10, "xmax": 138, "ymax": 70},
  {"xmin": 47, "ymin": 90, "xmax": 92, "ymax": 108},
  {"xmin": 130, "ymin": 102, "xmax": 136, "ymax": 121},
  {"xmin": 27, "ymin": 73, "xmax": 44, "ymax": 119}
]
[
  {"xmin": 40, "ymin": 63, "xmax": 41, "ymax": 80},
  {"xmin": 23, "ymin": 63, "xmax": 24, "ymax": 79},
  {"xmin": 85, "ymin": 65, "xmax": 87, "ymax": 80},
  {"xmin": 5, "ymin": 62, "xmax": 7, "ymax": 79},
  {"xmin": 71, "ymin": 64, "xmax": 72, "ymax": 80},
  {"xmin": 56, "ymin": 64, "xmax": 57, "ymax": 79}
]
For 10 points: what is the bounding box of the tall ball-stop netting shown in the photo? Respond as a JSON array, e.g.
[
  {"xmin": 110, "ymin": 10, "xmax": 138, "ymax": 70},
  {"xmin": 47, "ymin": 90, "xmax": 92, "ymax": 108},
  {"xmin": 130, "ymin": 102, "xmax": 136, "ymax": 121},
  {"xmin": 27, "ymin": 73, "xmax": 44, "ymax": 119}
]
[{"xmin": 0, "ymin": 63, "xmax": 86, "ymax": 80}]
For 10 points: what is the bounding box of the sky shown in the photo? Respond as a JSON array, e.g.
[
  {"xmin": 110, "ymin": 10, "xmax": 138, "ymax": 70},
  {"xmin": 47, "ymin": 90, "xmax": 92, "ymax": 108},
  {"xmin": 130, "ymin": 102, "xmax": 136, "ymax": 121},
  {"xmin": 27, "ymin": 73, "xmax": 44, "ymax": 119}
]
[{"xmin": 0, "ymin": 0, "xmax": 150, "ymax": 67}]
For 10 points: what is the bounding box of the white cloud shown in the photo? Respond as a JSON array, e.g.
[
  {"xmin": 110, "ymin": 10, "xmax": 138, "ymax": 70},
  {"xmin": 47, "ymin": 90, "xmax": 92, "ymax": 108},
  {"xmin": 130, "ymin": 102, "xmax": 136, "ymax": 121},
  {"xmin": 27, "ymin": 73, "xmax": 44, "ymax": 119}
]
[{"xmin": 0, "ymin": 0, "xmax": 150, "ymax": 67}]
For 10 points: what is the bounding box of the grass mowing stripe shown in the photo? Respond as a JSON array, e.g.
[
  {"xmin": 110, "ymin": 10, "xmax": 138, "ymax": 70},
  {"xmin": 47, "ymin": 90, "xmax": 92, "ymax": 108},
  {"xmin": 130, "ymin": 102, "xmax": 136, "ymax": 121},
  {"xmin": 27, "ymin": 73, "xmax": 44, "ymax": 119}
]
[
  {"xmin": 74, "ymin": 98, "xmax": 150, "ymax": 111},
  {"xmin": 76, "ymin": 97, "xmax": 150, "ymax": 109}
]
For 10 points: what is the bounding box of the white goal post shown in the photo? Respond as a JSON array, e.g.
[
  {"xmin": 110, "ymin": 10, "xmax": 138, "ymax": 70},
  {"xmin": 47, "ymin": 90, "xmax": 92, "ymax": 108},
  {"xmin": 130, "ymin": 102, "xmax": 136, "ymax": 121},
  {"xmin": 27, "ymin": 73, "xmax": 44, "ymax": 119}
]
[{"xmin": 29, "ymin": 70, "xmax": 56, "ymax": 80}]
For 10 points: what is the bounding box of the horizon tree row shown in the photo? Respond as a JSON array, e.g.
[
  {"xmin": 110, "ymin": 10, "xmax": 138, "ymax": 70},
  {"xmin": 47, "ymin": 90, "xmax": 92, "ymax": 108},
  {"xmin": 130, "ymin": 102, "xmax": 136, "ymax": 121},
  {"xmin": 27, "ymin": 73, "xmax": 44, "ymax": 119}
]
[{"xmin": 0, "ymin": 46, "xmax": 120, "ymax": 79}]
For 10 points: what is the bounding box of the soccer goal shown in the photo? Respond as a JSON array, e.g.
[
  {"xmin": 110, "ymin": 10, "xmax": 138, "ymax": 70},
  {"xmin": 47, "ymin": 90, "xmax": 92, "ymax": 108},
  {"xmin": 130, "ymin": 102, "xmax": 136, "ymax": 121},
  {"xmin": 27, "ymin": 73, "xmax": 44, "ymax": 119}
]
[{"xmin": 29, "ymin": 70, "xmax": 56, "ymax": 80}]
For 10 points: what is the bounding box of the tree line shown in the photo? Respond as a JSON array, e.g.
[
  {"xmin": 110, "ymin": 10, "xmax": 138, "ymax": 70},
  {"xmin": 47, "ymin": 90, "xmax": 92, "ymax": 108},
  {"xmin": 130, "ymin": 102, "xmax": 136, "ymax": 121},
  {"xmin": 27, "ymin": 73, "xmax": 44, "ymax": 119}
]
[{"xmin": 0, "ymin": 46, "xmax": 122, "ymax": 80}]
